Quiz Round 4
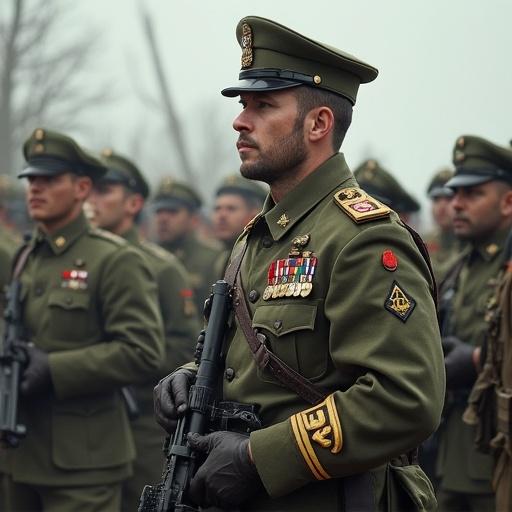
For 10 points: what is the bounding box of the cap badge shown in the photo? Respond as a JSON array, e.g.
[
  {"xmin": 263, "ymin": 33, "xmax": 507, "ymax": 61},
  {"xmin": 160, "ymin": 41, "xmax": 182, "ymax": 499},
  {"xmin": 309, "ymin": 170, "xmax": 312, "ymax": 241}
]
[
  {"xmin": 101, "ymin": 148, "xmax": 113, "ymax": 157},
  {"xmin": 277, "ymin": 213, "xmax": 290, "ymax": 228},
  {"xmin": 384, "ymin": 281, "xmax": 416, "ymax": 322},
  {"xmin": 34, "ymin": 128, "xmax": 45, "ymax": 141},
  {"xmin": 382, "ymin": 250, "xmax": 398, "ymax": 271},
  {"xmin": 486, "ymin": 243, "xmax": 499, "ymax": 256},
  {"xmin": 241, "ymin": 22, "xmax": 253, "ymax": 69},
  {"xmin": 34, "ymin": 144, "xmax": 45, "ymax": 154}
]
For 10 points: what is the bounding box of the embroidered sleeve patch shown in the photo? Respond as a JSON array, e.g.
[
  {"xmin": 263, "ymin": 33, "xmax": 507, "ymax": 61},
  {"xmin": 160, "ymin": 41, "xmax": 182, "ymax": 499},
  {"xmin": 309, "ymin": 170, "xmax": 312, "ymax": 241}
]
[
  {"xmin": 384, "ymin": 280, "xmax": 416, "ymax": 322},
  {"xmin": 290, "ymin": 394, "xmax": 342, "ymax": 480},
  {"xmin": 333, "ymin": 188, "xmax": 390, "ymax": 224}
]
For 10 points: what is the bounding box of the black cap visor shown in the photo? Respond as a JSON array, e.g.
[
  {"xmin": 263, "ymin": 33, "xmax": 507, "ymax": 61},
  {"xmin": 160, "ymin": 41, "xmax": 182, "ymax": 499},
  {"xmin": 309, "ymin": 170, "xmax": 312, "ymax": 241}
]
[
  {"xmin": 446, "ymin": 174, "xmax": 495, "ymax": 189},
  {"xmin": 221, "ymin": 78, "xmax": 302, "ymax": 97},
  {"xmin": 152, "ymin": 197, "xmax": 197, "ymax": 212},
  {"xmin": 18, "ymin": 157, "xmax": 76, "ymax": 179},
  {"xmin": 428, "ymin": 186, "xmax": 454, "ymax": 199}
]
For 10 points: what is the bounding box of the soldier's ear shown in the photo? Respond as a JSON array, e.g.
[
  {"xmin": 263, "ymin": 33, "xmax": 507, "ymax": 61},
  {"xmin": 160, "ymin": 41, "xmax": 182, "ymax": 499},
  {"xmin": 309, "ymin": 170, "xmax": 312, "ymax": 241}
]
[
  {"xmin": 306, "ymin": 106, "xmax": 334, "ymax": 145},
  {"xmin": 500, "ymin": 186, "xmax": 512, "ymax": 217},
  {"xmin": 76, "ymin": 176, "xmax": 92, "ymax": 201}
]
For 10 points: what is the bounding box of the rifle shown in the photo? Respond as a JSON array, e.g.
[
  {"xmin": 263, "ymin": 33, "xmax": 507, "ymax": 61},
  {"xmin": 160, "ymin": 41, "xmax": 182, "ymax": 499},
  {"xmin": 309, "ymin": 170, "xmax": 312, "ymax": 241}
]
[
  {"xmin": 0, "ymin": 278, "xmax": 27, "ymax": 447},
  {"xmin": 138, "ymin": 280, "xmax": 261, "ymax": 512}
]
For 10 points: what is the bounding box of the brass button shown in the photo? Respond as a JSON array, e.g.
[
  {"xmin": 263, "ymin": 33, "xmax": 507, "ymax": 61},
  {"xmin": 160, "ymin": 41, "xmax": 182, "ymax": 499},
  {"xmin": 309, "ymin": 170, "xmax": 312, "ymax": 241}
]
[
  {"xmin": 262, "ymin": 236, "xmax": 273, "ymax": 248},
  {"xmin": 273, "ymin": 320, "xmax": 282, "ymax": 330},
  {"xmin": 248, "ymin": 290, "xmax": 259, "ymax": 303},
  {"xmin": 313, "ymin": 75, "xmax": 322, "ymax": 85},
  {"xmin": 225, "ymin": 368, "xmax": 235, "ymax": 382},
  {"xmin": 55, "ymin": 236, "xmax": 66, "ymax": 247}
]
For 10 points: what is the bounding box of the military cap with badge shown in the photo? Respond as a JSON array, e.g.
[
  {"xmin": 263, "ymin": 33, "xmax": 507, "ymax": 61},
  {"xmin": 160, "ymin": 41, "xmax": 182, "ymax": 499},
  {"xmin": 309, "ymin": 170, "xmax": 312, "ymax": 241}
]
[
  {"xmin": 426, "ymin": 167, "xmax": 454, "ymax": 199},
  {"xmin": 19, "ymin": 128, "xmax": 106, "ymax": 181},
  {"xmin": 99, "ymin": 148, "xmax": 150, "ymax": 198},
  {"xmin": 152, "ymin": 177, "xmax": 202, "ymax": 212},
  {"xmin": 221, "ymin": 15, "xmax": 378, "ymax": 104},
  {"xmin": 354, "ymin": 159, "xmax": 420, "ymax": 214},
  {"xmin": 446, "ymin": 135, "xmax": 512, "ymax": 188}
]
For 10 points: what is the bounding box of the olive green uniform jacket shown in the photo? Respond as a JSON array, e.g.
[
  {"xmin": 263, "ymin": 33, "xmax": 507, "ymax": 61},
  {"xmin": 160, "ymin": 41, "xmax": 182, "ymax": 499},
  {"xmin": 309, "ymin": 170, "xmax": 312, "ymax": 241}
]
[
  {"xmin": 436, "ymin": 231, "xmax": 508, "ymax": 494},
  {"xmin": 0, "ymin": 212, "xmax": 164, "ymax": 486},
  {"xmin": 0, "ymin": 228, "xmax": 16, "ymax": 338},
  {"xmin": 160, "ymin": 232, "xmax": 223, "ymax": 315},
  {"xmin": 121, "ymin": 227, "xmax": 201, "ymax": 506},
  {"xmin": 198, "ymin": 154, "xmax": 444, "ymax": 510}
]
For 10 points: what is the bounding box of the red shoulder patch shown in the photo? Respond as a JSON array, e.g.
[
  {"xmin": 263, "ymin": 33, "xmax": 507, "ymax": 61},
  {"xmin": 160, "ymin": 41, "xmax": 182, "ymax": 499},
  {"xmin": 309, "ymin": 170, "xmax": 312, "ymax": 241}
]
[{"xmin": 382, "ymin": 250, "xmax": 398, "ymax": 272}]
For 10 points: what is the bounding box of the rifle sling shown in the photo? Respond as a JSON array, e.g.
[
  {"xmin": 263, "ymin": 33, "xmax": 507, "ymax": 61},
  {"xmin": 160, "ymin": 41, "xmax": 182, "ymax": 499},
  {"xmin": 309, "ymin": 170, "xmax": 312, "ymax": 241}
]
[{"xmin": 225, "ymin": 238, "xmax": 328, "ymax": 405}]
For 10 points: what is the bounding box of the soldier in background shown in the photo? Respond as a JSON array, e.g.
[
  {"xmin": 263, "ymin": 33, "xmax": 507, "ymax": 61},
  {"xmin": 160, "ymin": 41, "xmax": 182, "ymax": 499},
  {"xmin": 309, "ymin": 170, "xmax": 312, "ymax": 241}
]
[
  {"xmin": 0, "ymin": 129, "xmax": 164, "ymax": 511},
  {"xmin": 152, "ymin": 178, "xmax": 223, "ymax": 314},
  {"xmin": 211, "ymin": 174, "xmax": 266, "ymax": 277},
  {"xmin": 423, "ymin": 168, "xmax": 459, "ymax": 282},
  {"xmin": 354, "ymin": 158, "xmax": 421, "ymax": 226},
  {"xmin": 88, "ymin": 150, "xmax": 202, "ymax": 507},
  {"xmin": 435, "ymin": 135, "xmax": 512, "ymax": 511}
]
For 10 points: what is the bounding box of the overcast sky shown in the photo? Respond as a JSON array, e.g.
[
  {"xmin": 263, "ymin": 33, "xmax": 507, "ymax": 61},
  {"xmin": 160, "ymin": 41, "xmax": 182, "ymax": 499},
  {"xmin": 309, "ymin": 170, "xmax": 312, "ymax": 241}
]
[{"xmin": 65, "ymin": 0, "xmax": 512, "ymax": 225}]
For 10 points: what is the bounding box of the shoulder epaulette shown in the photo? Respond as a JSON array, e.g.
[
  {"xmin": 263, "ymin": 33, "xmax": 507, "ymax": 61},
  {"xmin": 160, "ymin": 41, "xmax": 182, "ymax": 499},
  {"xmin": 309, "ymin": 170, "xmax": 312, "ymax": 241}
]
[
  {"xmin": 89, "ymin": 227, "xmax": 127, "ymax": 246},
  {"xmin": 242, "ymin": 213, "xmax": 263, "ymax": 236},
  {"xmin": 333, "ymin": 187, "xmax": 390, "ymax": 224}
]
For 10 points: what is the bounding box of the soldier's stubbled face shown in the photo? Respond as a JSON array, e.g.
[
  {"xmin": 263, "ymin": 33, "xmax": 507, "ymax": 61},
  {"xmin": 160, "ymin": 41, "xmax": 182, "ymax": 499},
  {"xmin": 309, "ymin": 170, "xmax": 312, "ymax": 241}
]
[
  {"xmin": 451, "ymin": 181, "xmax": 512, "ymax": 242},
  {"xmin": 234, "ymin": 90, "xmax": 308, "ymax": 184}
]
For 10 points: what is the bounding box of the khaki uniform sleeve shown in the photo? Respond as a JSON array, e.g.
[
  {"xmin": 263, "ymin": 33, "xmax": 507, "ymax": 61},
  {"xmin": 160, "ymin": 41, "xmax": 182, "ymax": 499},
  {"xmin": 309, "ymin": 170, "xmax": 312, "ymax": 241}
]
[
  {"xmin": 48, "ymin": 246, "xmax": 165, "ymax": 399},
  {"xmin": 251, "ymin": 222, "xmax": 445, "ymax": 497}
]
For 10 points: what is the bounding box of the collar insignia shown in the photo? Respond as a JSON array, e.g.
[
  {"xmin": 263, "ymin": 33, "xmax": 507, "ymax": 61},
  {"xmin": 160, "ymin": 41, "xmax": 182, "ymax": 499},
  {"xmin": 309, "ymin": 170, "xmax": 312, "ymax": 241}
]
[{"xmin": 277, "ymin": 213, "xmax": 290, "ymax": 228}]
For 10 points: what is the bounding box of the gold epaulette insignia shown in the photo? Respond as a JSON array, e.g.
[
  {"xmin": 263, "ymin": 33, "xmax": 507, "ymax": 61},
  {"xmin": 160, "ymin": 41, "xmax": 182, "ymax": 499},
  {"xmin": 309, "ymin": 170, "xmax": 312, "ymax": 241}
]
[
  {"xmin": 290, "ymin": 394, "xmax": 342, "ymax": 481},
  {"xmin": 333, "ymin": 188, "xmax": 390, "ymax": 223}
]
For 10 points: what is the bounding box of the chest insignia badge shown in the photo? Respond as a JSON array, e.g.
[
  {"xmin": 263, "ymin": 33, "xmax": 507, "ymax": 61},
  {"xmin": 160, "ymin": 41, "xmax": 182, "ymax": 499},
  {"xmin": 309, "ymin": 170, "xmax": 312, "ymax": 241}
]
[
  {"xmin": 277, "ymin": 214, "xmax": 290, "ymax": 228},
  {"xmin": 61, "ymin": 269, "xmax": 88, "ymax": 290},
  {"xmin": 384, "ymin": 281, "xmax": 416, "ymax": 322},
  {"xmin": 334, "ymin": 188, "xmax": 390, "ymax": 224},
  {"xmin": 263, "ymin": 251, "xmax": 317, "ymax": 301}
]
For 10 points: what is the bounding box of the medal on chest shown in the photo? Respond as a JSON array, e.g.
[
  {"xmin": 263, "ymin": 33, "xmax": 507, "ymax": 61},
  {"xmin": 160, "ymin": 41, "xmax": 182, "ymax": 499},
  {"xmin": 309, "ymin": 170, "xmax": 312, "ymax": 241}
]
[
  {"xmin": 61, "ymin": 269, "xmax": 88, "ymax": 290},
  {"xmin": 263, "ymin": 234, "xmax": 316, "ymax": 300}
]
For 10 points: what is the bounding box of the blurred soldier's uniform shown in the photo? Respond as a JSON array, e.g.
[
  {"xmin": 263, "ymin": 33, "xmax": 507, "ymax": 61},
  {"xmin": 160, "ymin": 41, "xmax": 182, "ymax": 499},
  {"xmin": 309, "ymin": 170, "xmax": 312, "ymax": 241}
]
[
  {"xmin": 155, "ymin": 16, "xmax": 444, "ymax": 511},
  {"xmin": 354, "ymin": 159, "xmax": 421, "ymax": 225},
  {"xmin": 152, "ymin": 179, "xmax": 223, "ymax": 314},
  {"xmin": 464, "ymin": 242, "xmax": 512, "ymax": 512},
  {"xmin": 0, "ymin": 129, "xmax": 164, "ymax": 512},
  {"xmin": 0, "ymin": 227, "xmax": 15, "ymax": 337},
  {"xmin": 435, "ymin": 136, "xmax": 512, "ymax": 511},
  {"xmin": 89, "ymin": 149, "xmax": 202, "ymax": 507},
  {"xmin": 212, "ymin": 174, "xmax": 266, "ymax": 277},
  {"xmin": 423, "ymin": 168, "xmax": 459, "ymax": 282}
]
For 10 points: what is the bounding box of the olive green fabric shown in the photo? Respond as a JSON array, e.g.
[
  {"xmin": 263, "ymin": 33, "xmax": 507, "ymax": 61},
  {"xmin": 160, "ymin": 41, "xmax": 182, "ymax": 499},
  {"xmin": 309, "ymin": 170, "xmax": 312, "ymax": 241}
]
[
  {"xmin": 185, "ymin": 153, "xmax": 444, "ymax": 510},
  {"xmin": 426, "ymin": 167, "xmax": 454, "ymax": 199},
  {"xmin": 19, "ymin": 128, "xmax": 106, "ymax": 181},
  {"xmin": 221, "ymin": 16, "xmax": 378, "ymax": 104},
  {"xmin": 447, "ymin": 135, "xmax": 512, "ymax": 188},
  {"xmin": 120, "ymin": 226, "xmax": 201, "ymax": 508},
  {"xmin": 354, "ymin": 159, "xmax": 420, "ymax": 214},
  {"xmin": 435, "ymin": 232, "xmax": 507, "ymax": 499},
  {"xmin": 423, "ymin": 229, "xmax": 460, "ymax": 283},
  {"xmin": 2, "ymin": 474, "xmax": 122, "ymax": 512},
  {"xmin": 0, "ymin": 212, "xmax": 164, "ymax": 487},
  {"xmin": 159, "ymin": 232, "xmax": 223, "ymax": 316},
  {"xmin": 152, "ymin": 177, "xmax": 202, "ymax": 212},
  {"xmin": 215, "ymin": 174, "xmax": 268, "ymax": 203},
  {"xmin": 0, "ymin": 228, "xmax": 16, "ymax": 339},
  {"xmin": 99, "ymin": 149, "xmax": 150, "ymax": 198}
]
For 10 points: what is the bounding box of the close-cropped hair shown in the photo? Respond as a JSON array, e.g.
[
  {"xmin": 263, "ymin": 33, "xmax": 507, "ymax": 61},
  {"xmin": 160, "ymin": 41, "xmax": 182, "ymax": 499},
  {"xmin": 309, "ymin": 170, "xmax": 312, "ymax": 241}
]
[{"xmin": 293, "ymin": 86, "xmax": 353, "ymax": 151}]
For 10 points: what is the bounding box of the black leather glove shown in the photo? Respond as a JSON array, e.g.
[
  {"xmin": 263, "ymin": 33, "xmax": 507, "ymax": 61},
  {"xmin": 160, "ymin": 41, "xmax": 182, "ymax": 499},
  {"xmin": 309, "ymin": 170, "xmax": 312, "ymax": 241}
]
[
  {"xmin": 441, "ymin": 336, "xmax": 462, "ymax": 356},
  {"xmin": 444, "ymin": 339, "xmax": 477, "ymax": 388},
  {"xmin": 20, "ymin": 343, "xmax": 53, "ymax": 397},
  {"xmin": 188, "ymin": 431, "xmax": 265, "ymax": 509},
  {"xmin": 154, "ymin": 368, "xmax": 195, "ymax": 434}
]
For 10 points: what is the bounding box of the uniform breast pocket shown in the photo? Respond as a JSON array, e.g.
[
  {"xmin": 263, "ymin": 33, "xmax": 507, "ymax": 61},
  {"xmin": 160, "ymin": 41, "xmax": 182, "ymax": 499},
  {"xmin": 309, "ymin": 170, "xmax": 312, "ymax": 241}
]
[
  {"xmin": 47, "ymin": 289, "xmax": 91, "ymax": 342},
  {"xmin": 252, "ymin": 302, "xmax": 327, "ymax": 382}
]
